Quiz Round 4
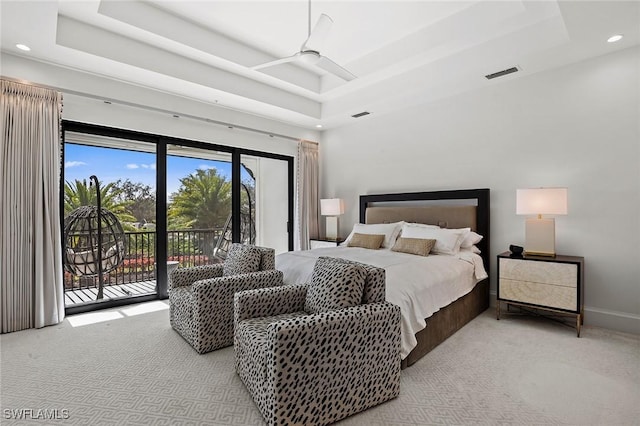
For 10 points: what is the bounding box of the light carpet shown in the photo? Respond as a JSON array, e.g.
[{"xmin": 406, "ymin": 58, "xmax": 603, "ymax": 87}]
[{"xmin": 1, "ymin": 301, "xmax": 638, "ymax": 425}]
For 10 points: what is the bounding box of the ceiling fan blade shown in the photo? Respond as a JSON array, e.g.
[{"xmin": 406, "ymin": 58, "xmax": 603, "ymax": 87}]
[
  {"xmin": 301, "ymin": 13, "xmax": 333, "ymax": 52},
  {"xmin": 316, "ymin": 56, "xmax": 356, "ymax": 81},
  {"xmin": 252, "ymin": 54, "xmax": 298, "ymax": 71}
]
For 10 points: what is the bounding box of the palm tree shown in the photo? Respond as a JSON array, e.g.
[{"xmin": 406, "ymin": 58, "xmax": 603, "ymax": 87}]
[
  {"xmin": 64, "ymin": 179, "xmax": 135, "ymax": 222},
  {"xmin": 168, "ymin": 168, "xmax": 231, "ymax": 230}
]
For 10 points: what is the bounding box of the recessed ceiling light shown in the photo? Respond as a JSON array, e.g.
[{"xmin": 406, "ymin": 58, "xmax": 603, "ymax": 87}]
[
  {"xmin": 315, "ymin": 124, "xmax": 323, "ymax": 128},
  {"xmin": 16, "ymin": 44, "xmax": 31, "ymax": 51},
  {"xmin": 607, "ymin": 34, "xmax": 623, "ymax": 43}
]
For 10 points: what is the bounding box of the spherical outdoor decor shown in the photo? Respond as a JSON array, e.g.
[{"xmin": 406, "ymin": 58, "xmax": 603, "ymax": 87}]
[{"xmin": 63, "ymin": 205, "xmax": 125, "ymax": 277}]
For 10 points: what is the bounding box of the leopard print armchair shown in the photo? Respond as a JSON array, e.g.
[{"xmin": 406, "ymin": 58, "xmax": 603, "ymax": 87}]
[
  {"xmin": 234, "ymin": 257, "xmax": 401, "ymax": 426},
  {"xmin": 169, "ymin": 243, "xmax": 283, "ymax": 354}
]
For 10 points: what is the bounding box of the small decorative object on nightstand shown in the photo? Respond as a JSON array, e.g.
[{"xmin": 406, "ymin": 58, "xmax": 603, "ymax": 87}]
[
  {"xmin": 309, "ymin": 238, "xmax": 344, "ymax": 249},
  {"xmin": 497, "ymin": 251, "xmax": 584, "ymax": 336}
]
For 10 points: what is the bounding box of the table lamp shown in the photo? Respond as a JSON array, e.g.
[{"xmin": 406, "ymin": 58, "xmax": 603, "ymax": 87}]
[
  {"xmin": 320, "ymin": 198, "xmax": 344, "ymax": 241},
  {"xmin": 516, "ymin": 188, "xmax": 567, "ymax": 256}
]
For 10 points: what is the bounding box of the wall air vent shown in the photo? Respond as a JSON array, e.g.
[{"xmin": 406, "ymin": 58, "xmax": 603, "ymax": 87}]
[
  {"xmin": 351, "ymin": 111, "xmax": 371, "ymax": 118},
  {"xmin": 485, "ymin": 67, "xmax": 519, "ymax": 80}
]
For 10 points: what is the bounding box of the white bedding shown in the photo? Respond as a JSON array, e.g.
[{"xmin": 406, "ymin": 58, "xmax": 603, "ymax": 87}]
[{"xmin": 275, "ymin": 247, "xmax": 488, "ymax": 359}]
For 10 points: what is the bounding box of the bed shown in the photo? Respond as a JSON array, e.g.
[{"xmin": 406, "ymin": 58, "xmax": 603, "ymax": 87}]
[{"xmin": 276, "ymin": 189, "xmax": 490, "ymax": 368}]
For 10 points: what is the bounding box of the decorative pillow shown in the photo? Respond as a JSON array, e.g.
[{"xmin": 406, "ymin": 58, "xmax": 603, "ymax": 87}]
[
  {"xmin": 347, "ymin": 233, "xmax": 385, "ymax": 250},
  {"xmin": 304, "ymin": 257, "xmax": 366, "ymax": 314},
  {"xmin": 400, "ymin": 223, "xmax": 467, "ymax": 255},
  {"xmin": 341, "ymin": 221, "xmax": 403, "ymax": 249},
  {"xmin": 223, "ymin": 244, "xmax": 262, "ymax": 276},
  {"xmin": 391, "ymin": 237, "xmax": 436, "ymax": 257}
]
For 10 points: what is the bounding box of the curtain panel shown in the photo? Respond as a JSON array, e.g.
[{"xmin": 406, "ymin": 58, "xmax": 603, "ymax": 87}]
[
  {"xmin": 1, "ymin": 79, "xmax": 65, "ymax": 333},
  {"xmin": 295, "ymin": 140, "xmax": 319, "ymax": 251}
]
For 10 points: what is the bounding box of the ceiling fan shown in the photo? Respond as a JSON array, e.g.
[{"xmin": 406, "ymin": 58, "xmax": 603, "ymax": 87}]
[{"xmin": 252, "ymin": 2, "xmax": 356, "ymax": 81}]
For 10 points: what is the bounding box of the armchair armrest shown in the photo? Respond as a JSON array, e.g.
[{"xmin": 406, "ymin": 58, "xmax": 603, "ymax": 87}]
[
  {"xmin": 234, "ymin": 283, "xmax": 307, "ymax": 324},
  {"xmin": 169, "ymin": 264, "xmax": 223, "ymax": 289},
  {"xmin": 192, "ymin": 269, "xmax": 283, "ymax": 303}
]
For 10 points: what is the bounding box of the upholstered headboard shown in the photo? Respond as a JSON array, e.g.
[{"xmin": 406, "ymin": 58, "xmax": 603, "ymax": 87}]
[
  {"xmin": 359, "ymin": 189, "xmax": 490, "ymax": 270},
  {"xmin": 365, "ymin": 206, "xmax": 477, "ymax": 231}
]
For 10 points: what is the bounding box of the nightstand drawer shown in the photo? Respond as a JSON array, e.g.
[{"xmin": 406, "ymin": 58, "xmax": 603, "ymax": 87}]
[
  {"xmin": 499, "ymin": 278, "xmax": 577, "ymax": 311},
  {"xmin": 500, "ymin": 258, "xmax": 577, "ymax": 288}
]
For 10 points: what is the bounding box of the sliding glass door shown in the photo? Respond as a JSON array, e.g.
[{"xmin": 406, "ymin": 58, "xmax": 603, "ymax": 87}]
[
  {"xmin": 166, "ymin": 144, "xmax": 233, "ymax": 267},
  {"xmin": 240, "ymin": 154, "xmax": 291, "ymax": 254},
  {"xmin": 61, "ymin": 121, "xmax": 294, "ymax": 314},
  {"xmin": 62, "ymin": 130, "xmax": 158, "ymax": 311}
]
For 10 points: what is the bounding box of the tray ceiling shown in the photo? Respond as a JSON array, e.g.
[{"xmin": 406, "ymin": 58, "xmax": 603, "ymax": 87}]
[{"xmin": 1, "ymin": 1, "xmax": 638, "ymax": 130}]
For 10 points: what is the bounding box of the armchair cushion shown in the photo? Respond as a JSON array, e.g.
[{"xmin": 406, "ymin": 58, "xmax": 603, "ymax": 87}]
[
  {"xmin": 304, "ymin": 256, "xmax": 366, "ymax": 314},
  {"xmin": 223, "ymin": 243, "xmax": 262, "ymax": 276}
]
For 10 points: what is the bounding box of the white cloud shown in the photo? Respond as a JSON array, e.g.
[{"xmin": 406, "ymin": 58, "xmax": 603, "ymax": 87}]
[
  {"xmin": 126, "ymin": 164, "xmax": 139, "ymax": 169},
  {"xmin": 65, "ymin": 161, "xmax": 87, "ymax": 168},
  {"xmin": 198, "ymin": 164, "xmax": 216, "ymax": 171}
]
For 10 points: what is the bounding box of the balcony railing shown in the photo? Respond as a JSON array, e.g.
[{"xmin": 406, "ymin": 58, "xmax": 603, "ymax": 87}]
[{"xmin": 63, "ymin": 228, "xmax": 224, "ymax": 297}]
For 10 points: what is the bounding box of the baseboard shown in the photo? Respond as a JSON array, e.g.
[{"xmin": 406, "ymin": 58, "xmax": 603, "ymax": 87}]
[
  {"xmin": 584, "ymin": 307, "xmax": 640, "ymax": 335},
  {"xmin": 489, "ymin": 290, "xmax": 640, "ymax": 336}
]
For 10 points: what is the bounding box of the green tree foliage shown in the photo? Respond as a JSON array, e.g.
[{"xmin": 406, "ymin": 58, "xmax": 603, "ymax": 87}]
[
  {"xmin": 64, "ymin": 179, "xmax": 135, "ymax": 223},
  {"xmin": 112, "ymin": 179, "xmax": 156, "ymax": 224},
  {"xmin": 168, "ymin": 168, "xmax": 231, "ymax": 230}
]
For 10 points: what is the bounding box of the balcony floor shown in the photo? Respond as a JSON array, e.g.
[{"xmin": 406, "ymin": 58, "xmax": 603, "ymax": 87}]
[{"xmin": 64, "ymin": 280, "xmax": 157, "ymax": 307}]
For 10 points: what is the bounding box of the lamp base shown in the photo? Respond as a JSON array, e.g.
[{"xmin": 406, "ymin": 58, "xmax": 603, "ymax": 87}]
[
  {"xmin": 326, "ymin": 216, "xmax": 339, "ymax": 241},
  {"xmin": 525, "ymin": 218, "xmax": 556, "ymax": 257}
]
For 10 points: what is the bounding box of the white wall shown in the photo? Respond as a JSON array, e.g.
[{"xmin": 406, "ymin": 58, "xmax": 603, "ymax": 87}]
[{"xmin": 320, "ymin": 46, "xmax": 640, "ymax": 334}]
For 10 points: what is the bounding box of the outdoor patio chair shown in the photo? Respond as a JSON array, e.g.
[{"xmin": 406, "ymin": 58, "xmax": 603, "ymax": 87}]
[
  {"xmin": 169, "ymin": 243, "xmax": 282, "ymax": 354},
  {"xmin": 234, "ymin": 256, "xmax": 401, "ymax": 426}
]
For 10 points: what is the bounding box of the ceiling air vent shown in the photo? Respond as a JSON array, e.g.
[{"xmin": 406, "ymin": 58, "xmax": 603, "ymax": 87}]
[
  {"xmin": 485, "ymin": 67, "xmax": 519, "ymax": 80},
  {"xmin": 352, "ymin": 111, "xmax": 371, "ymax": 118}
]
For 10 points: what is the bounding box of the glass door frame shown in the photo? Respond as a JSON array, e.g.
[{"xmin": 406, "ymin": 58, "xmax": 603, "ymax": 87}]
[{"xmin": 61, "ymin": 120, "xmax": 294, "ymax": 314}]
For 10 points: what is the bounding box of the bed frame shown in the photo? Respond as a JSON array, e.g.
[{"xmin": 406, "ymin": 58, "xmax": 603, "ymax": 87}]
[{"xmin": 359, "ymin": 188, "xmax": 490, "ymax": 368}]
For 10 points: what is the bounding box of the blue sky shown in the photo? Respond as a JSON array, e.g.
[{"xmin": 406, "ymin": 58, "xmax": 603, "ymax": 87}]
[{"xmin": 64, "ymin": 144, "xmax": 235, "ymax": 197}]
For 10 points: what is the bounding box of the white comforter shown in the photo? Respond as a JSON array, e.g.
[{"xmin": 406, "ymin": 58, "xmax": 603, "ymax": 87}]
[{"xmin": 275, "ymin": 247, "xmax": 488, "ymax": 359}]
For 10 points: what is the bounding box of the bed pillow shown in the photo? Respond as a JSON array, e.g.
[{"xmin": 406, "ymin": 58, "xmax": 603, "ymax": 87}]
[
  {"xmin": 347, "ymin": 233, "xmax": 385, "ymax": 250},
  {"xmin": 391, "ymin": 237, "xmax": 436, "ymax": 257},
  {"xmin": 341, "ymin": 221, "xmax": 403, "ymax": 249},
  {"xmin": 304, "ymin": 257, "xmax": 366, "ymax": 314},
  {"xmin": 459, "ymin": 230, "xmax": 483, "ymax": 249},
  {"xmin": 400, "ymin": 223, "xmax": 467, "ymax": 255}
]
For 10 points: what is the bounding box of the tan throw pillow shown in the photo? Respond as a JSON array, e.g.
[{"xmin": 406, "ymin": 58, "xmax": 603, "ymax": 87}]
[
  {"xmin": 391, "ymin": 237, "xmax": 436, "ymax": 257},
  {"xmin": 347, "ymin": 233, "xmax": 385, "ymax": 250}
]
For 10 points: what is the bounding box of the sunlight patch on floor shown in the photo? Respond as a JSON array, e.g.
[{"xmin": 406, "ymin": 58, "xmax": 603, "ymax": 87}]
[
  {"xmin": 67, "ymin": 311, "xmax": 124, "ymax": 327},
  {"xmin": 121, "ymin": 301, "xmax": 168, "ymax": 317},
  {"xmin": 67, "ymin": 301, "xmax": 168, "ymax": 327}
]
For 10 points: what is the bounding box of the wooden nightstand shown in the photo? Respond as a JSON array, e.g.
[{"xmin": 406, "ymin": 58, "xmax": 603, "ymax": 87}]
[
  {"xmin": 497, "ymin": 252, "xmax": 585, "ymax": 336},
  {"xmin": 309, "ymin": 238, "xmax": 344, "ymax": 249}
]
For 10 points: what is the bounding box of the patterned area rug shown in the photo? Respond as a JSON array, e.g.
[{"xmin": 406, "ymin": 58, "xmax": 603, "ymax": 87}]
[{"xmin": 1, "ymin": 301, "xmax": 638, "ymax": 425}]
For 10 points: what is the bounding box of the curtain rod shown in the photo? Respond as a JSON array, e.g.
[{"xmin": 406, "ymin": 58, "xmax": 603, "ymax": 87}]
[{"xmin": 0, "ymin": 75, "xmax": 307, "ymax": 143}]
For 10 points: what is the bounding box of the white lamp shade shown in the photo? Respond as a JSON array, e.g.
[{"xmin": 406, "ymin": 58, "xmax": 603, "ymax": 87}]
[
  {"xmin": 516, "ymin": 188, "xmax": 568, "ymax": 216},
  {"xmin": 320, "ymin": 198, "xmax": 345, "ymax": 216}
]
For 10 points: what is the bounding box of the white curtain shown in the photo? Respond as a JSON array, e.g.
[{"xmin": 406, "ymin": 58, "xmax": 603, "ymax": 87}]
[
  {"xmin": 1, "ymin": 79, "xmax": 65, "ymax": 333},
  {"xmin": 295, "ymin": 140, "xmax": 320, "ymax": 251}
]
